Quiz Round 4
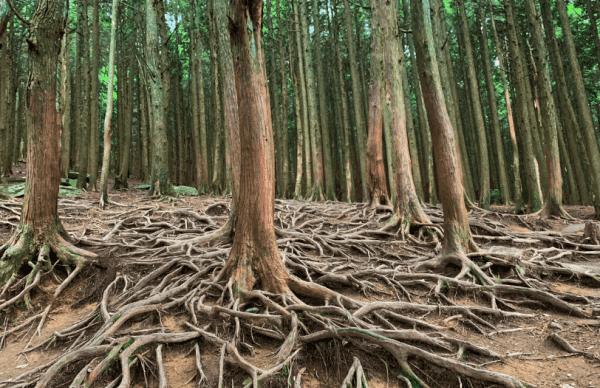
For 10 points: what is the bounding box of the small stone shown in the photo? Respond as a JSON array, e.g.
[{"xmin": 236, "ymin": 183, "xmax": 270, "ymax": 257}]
[
  {"xmin": 567, "ymin": 373, "xmax": 572, "ymax": 377},
  {"xmin": 549, "ymin": 322, "xmax": 563, "ymax": 330}
]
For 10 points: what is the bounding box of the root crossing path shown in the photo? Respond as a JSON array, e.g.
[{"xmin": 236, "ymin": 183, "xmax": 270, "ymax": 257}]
[{"xmin": 1, "ymin": 192, "xmax": 599, "ymax": 388}]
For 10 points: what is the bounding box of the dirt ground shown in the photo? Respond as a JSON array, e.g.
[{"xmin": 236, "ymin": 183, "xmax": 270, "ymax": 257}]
[{"xmin": 1, "ymin": 163, "xmax": 599, "ymax": 388}]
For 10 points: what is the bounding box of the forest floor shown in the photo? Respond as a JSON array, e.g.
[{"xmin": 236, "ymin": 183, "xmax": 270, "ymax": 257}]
[{"xmin": 0, "ymin": 162, "xmax": 599, "ymax": 388}]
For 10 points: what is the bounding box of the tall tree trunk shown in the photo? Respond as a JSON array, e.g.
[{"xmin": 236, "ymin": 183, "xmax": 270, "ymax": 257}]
[
  {"xmin": 411, "ymin": 0, "xmax": 493, "ymax": 285},
  {"xmin": 553, "ymin": 0, "xmax": 600, "ymax": 216},
  {"xmin": 456, "ymin": 0, "xmax": 490, "ymax": 209},
  {"xmin": 402, "ymin": 0, "xmax": 436, "ymax": 205},
  {"xmin": 525, "ymin": 0, "xmax": 568, "ymax": 217},
  {"xmin": 331, "ymin": 1, "xmax": 353, "ymax": 202},
  {"xmin": 291, "ymin": 45, "xmax": 306, "ymax": 200},
  {"xmin": 1, "ymin": 0, "xmax": 95, "ymax": 285},
  {"xmin": 193, "ymin": 1, "xmax": 209, "ymax": 193},
  {"xmin": 100, "ymin": 0, "xmax": 119, "ymax": 206},
  {"xmin": 76, "ymin": 0, "xmax": 91, "ymax": 189},
  {"xmin": 60, "ymin": 23, "xmax": 71, "ymax": 178},
  {"xmin": 0, "ymin": 20, "xmax": 14, "ymax": 178},
  {"xmin": 299, "ymin": 0, "xmax": 325, "ymax": 200},
  {"xmin": 342, "ymin": 0, "xmax": 367, "ymax": 201},
  {"xmin": 88, "ymin": 0, "xmax": 100, "ymax": 190},
  {"xmin": 216, "ymin": 0, "xmax": 291, "ymax": 296},
  {"xmin": 540, "ymin": 0, "xmax": 588, "ymax": 206},
  {"xmin": 504, "ymin": 0, "xmax": 543, "ymax": 212},
  {"xmin": 477, "ymin": 7, "xmax": 510, "ymax": 205},
  {"xmin": 312, "ymin": 0, "xmax": 335, "ymax": 200},
  {"xmin": 277, "ymin": 1, "xmax": 290, "ymax": 198},
  {"xmin": 372, "ymin": 0, "xmax": 430, "ymax": 235},
  {"xmin": 366, "ymin": 80, "xmax": 390, "ymax": 207},
  {"xmin": 292, "ymin": 0, "xmax": 312, "ymax": 198},
  {"xmin": 489, "ymin": 0, "xmax": 522, "ymax": 210},
  {"xmin": 430, "ymin": 0, "xmax": 474, "ymax": 201},
  {"xmin": 146, "ymin": 0, "xmax": 174, "ymax": 196},
  {"xmin": 189, "ymin": 23, "xmax": 203, "ymax": 192}
]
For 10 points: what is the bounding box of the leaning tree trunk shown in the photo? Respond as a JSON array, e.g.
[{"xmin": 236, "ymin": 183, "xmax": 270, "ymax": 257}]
[
  {"xmin": 146, "ymin": 0, "xmax": 175, "ymax": 197},
  {"xmin": 0, "ymin": 0, "xmax": 96, "ymax": 303},
  {"xmin": 411, "ymin": 0, "xmax": 493, "ymax": 285},
  {"xmin": 99, "ymin": 0, "xmax": 119, "ymax": 207}
]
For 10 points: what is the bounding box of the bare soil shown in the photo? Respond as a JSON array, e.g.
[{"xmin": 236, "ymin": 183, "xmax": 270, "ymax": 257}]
[{"xmin": 1, "ymin": 168, "xmax": 599, "ymax": 388}]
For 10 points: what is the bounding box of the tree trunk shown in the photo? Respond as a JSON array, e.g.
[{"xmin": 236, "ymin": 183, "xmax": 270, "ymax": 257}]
[
  {"xmin": 402, "ymin": 0, "xmax": 436, "ymax": 205},
  {"xmin": 193, "ymin": 2, "xmax": 209, "ymax": 193},
  {"xmin": 60, "ymin": 23, "xmax": 71, "ymax": 178},
  {"xmin": 553, "ymin": 0, "xmax": 600, "ymax": 216},
  {"xmin": 488, "ymin": 0, "xmax": 522, "ymax": 210},
  {"xmin": 189, "ymin": 22, "xmax": 203, "ymax": 192},
  {"xmin": 114, "ymin": 54, "xmax": 134, "ymax": 190},
  {"xmin": 456, "ymin": 0, "xmax": 490, "ymax": 209},
  {"xmin": 88, "ymin": 0, "xmax": 100, "ymax": 190},
  {"xmin": 430, "ymin": 0, "xmax": 474, "ymax": 202},
  {"xmin": 277, "ymin": 1, "xmax": 290, "ymax": 198},
  {"xmin": 1, "ymin": 0, "xmax": 95, "ymax": 286},
  {"xmin": 477, "ymin": 7, "xmax": 510, "ymax": 205},
  {"xmin": 504, "ymin": 0, "xmax": 543, "ymax": 212},
  {"xmin": 525, "ymin": 0, "xmax": 568, "ymax": 217},
  {"xmin": 411, "ymin": 0, "xmax": 479, "ymax": 260},
  {"xmin": 299, "ymin": 0, "xmax": 325, "ymax": 200},
  {"xmin": 331, "ymin": 1, "xmax": 353, "ymax": 202},
  {"xmin": 100, "ymin": 0, "xmax": 119, "ymax": 206},
  {"xmin": 342, "ymin": 0, "xmax": 367, "ymax": 201},
  {"xmin": 291, "ymin": 44, "xmax": 306, "ymax": 200},
  {"xmin": 312, "ymin": 0, "xmax": 335, "ymax": 201},
  {"xmin": 366, "ymin": 80, "xmax": 390, "ymax": 207},
  {"xmin": 76, "ymin": 0, "xmax": 91, "ymax": 189},
  {"xmin": 217, "ymin": 0, "xmax": 291, "ymax": 296},
  {"xmin": 145, "ymin": 0, "xmax": 174, "ymax": 196},
  {"xmin": 372, "ymin": 0, "xmax": 429, "ymax": 235},
  {"xmin": 292, "ymin": 0, "xmax": 312, "ymax": 198}
]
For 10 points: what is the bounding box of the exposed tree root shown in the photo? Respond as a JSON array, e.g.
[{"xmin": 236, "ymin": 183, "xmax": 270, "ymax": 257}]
[{"xmin": 3, "ymin": 199, "xmax": 600, "ymax": 387}]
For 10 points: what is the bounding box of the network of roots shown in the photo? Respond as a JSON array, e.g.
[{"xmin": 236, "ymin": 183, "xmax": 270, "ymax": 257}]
[{"xmin": 0, "ymin": 195, "xmax": 599, "ymax": 388}]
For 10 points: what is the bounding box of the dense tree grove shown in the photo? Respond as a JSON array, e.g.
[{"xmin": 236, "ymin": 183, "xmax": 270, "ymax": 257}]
[
  {"xmin": 2, "ymin": 0, "xmax": 600, "ymax": 214},
  {"xmin": 1, "ymin": 0, "xmax": 600, "ymax": 386}
]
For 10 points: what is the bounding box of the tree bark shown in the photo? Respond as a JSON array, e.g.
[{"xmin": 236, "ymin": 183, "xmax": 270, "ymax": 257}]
[
  {"xmin": 76, "ymin": 0, "xmax": 91, "ymax": 189},
  {"xmin": 312, "ymin": 0, "xmax": 335, "ymax": 201},
  {"xmin": 146, "ymin": 0, "xmax": 174, "ymax": 196},
  {"xmin": 456, "ymin": 0, "xmax": 490, "ymax": 209},
  {"xmin": 342, "ymin": 0, "xmax": 367, "ymax": 201},
  {"xmin": 553, "ymin": 0, "xmax": 600, "ymax": 216},
  {"xmin": 477, "ymin": 7, "xmax": 510, "ymax": 205},
  {"xmin": 411, "ymin": 0, "xmax": 476, "ymax": 257},
  {"xmin": 60, "ymin": 24, "xmax": 71, "ymax": 178},
  {"xmin": 488, "ymin": 0, "xmax": 522, "ymax": 210},
  {"xmin": 99, "ymin": 0, "xmax": 119, "ymax": 206},
  {"xmin": 88, "ymin": 0, "xmax": 100, "ymax": 190},
  {"xmin": 217, "ymin": 0, "xmax": 291, "ymax": 296},
  {"xmin": 277, "ymin": 1, "xmax": 290, "ymax": 198},
  {"xmin": 525, "ymin": 0, "xmax": 568, "ymax": 217},
  {"xmin": 504, "ymin": 0, "xmax": 543, "ymax": 212},
  {"xmin": 372, "ymin": 0, "xmax": 429, "ymax": 234}
]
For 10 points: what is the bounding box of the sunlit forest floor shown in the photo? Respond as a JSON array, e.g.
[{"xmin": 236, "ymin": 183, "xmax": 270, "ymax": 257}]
[{"xmin": 0, "ymin": 162, "xmax": 599, "ymax": 388}]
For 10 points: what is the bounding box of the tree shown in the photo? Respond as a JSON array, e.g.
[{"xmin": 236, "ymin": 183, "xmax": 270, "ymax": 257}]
[
  {"xmin": 525, "ymin": 0, "xmax": 568, "ymax": 218},
  {"xmin": 552, "ymin": 0, "xmax": 600, "ymax": 217},
  {"xmin": 0, "ymin": 0, "xmax": 96, "ymax": 306},
  {"xmin": 410, "ymin": 0, "xmax": 491, "ymax": 284},
  {"xmin": 146, "ymin": 0, "xmax": 175, "ymax": 197},
  {"xmin": 99, "ymin": 0, "xmax": 119, "ymax": 207},
  {"xmin": 456, "ymin": 0, "xmax": 490, "ymax": 209},
  {"xmin": 76, "ymin": 0, "xmax": 91, "ymax": 189},
  {"xmin": 88, "ymin": 0, "xmax": 100, "ymax": 190}
]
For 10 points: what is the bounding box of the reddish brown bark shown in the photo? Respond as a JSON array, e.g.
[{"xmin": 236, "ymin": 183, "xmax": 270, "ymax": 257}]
[
  {"xmin": 217, "ymin": 0, "xmax": 290, "ymax": 296},
  {"xmin": 366, "ymin": 83, "xmax": 390, "ymax": 207}
]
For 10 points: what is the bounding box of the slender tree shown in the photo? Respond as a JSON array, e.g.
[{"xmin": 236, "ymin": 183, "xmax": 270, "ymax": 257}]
[
  {"xmin": 88, "ymin": 0, "xmax": 100, "ymax": 190},
  {"xmin": 76, "ymin": 0, "xmax": 91, "ymax": 189},
  {"xmin": 99, "ymin": 0, "xmax": 119, "ymax": 207}
]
